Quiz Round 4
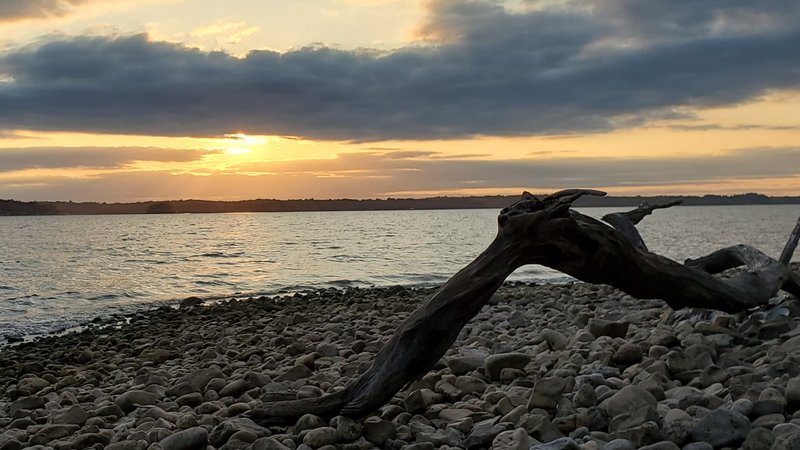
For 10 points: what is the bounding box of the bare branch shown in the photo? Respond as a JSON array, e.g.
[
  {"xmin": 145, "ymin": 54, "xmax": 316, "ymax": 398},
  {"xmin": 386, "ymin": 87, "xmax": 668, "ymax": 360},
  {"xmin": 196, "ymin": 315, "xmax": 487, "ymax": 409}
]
[
  {"xmin": 780, "ymin": 216, "xmax": 800, "ymax": 265},
  {"xmin": 601, "ymin": 199, "xmax": 683, "ymax": 250}
]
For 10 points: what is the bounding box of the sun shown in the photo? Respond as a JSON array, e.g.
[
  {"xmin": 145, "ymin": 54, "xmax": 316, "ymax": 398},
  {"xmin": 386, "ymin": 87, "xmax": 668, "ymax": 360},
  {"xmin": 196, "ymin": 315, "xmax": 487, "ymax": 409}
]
[
  {"xmin": 225, "ymin": 133, "xmax": 268, "ymax": 145},
  {"xmin": 223, "ymin": 133, "xmax": 269, "ymax": 155},
  {"xmin": 225, "ymin": 147, "xmax": 252, "ymax": 155}
]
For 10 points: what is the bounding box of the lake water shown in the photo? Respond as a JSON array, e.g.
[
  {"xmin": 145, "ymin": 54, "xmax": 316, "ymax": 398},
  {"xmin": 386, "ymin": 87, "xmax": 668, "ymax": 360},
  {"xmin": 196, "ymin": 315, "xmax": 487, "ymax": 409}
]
[{"xmin": 1, "ymin": 205, "xmax": 799, "ymax": 338}]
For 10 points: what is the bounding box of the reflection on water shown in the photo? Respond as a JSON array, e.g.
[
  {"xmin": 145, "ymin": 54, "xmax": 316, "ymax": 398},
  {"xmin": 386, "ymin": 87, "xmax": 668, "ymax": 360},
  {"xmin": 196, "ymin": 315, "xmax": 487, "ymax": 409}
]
[{"xmin": 1, "ymin": 205, "xmax": 798, "ymax": 336}]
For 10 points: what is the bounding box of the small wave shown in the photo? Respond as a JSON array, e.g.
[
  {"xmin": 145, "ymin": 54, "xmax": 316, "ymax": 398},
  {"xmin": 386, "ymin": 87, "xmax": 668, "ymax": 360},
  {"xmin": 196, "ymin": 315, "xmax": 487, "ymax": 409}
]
[
  {"xmin": 327, "ymin": 254, "xmax": 367, "ymax": 262},
  {"xmin": 327, "ymin": 279, "xmax": 370, "ymax": 288},
  {"xmin": 199, "ymin": 251, "xmax": 245, "ymax": 258},
  {"xmin": 374, "ymin": 273, "xmax": 449, "ymax": 284},
  {"xmin": 125, "ymin": 259, "xmax": 169, "ymax": 264},
  {"xmin": 6, "ymin": 294, "xmax": 39, "ymax": 303},
  {"xmin": 194, "ymin": 280, "xmax": 237, "ymax": 286},
  {"xmin": 87, "ymin": 293, "xmax": 121, "ymax": 301}
]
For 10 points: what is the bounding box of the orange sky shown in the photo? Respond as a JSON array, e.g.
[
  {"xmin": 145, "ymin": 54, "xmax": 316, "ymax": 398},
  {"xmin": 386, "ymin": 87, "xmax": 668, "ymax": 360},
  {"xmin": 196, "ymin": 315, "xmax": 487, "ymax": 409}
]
[{"xmin": 1, "ymin": 0, "xmax": 798, "ymax": 201}]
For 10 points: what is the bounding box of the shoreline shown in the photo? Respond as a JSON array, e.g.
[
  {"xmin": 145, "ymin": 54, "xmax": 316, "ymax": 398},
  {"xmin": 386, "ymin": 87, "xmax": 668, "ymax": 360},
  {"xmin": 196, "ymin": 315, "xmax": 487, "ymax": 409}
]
[
  {"xmin": 2, "ymin": 281, "xmax": 800, "ymax": 449},
  {"xmin": 1, "ymin": 276, "xmax": 577, "ymax": 345},
  {"xmin": 0, "ymin": 284, "xmax": 444, "ymax": 347},
  {"xmin": 0, "ymin": 283, "xmax": 440, "ymax": 347},
  {"xmin": 4, "ymin": 194, "xmax": 800, "ymax": 217}
]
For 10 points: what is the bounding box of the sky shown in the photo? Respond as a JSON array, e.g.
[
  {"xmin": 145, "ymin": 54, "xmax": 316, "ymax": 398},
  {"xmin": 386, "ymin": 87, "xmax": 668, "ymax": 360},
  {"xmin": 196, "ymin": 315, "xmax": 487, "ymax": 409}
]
[{"xmin": 0, "ymin": 0, "xmax": 798, "ymax": 202}]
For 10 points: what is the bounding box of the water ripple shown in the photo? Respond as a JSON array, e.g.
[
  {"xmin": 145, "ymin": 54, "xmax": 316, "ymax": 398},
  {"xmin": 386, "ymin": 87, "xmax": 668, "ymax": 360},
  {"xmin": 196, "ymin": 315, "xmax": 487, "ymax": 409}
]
[{"xmin": 0, "ymin": 206, "xmax": 798, "ymax": 339}]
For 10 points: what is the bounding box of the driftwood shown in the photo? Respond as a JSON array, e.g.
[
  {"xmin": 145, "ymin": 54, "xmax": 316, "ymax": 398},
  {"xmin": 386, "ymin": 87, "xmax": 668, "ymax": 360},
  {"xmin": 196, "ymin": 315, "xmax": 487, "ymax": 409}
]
[
  {"xmin": 249, "ymin": 189, "xmax": 800, "ymax": 425},
  {"xmin": 601, "ymin": 199, "xmax": 683, "ymax": 251}
]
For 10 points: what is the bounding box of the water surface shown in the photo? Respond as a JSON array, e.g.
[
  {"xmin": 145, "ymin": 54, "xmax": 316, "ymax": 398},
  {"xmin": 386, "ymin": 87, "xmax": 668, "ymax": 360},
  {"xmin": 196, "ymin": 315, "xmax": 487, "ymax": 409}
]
[{"xmin": 1, "ymin": 205, "xmax": 798, "ymax": 337}]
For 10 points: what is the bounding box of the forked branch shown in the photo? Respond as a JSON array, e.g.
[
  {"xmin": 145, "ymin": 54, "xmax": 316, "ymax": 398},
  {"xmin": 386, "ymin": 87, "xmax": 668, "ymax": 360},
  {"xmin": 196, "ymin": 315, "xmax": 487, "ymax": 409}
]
[
  {"xmin": 780, "ymin": 216, "xmax": 800, "ymax": 265},
  {"xmin": 601, "ymin": 199, "xmax": 683, "ymax": 250}
]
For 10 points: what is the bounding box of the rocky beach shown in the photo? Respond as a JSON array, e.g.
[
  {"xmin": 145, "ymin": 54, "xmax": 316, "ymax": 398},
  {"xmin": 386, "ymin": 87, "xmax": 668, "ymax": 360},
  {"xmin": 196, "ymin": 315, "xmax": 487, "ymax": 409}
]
[{"xmin": 2, "ymin": 278, "xmax": 800, "ymax": 450}]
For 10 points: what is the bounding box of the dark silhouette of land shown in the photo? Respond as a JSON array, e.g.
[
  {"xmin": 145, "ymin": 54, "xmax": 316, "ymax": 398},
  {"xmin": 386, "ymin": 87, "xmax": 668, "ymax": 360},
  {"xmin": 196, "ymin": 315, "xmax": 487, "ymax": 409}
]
[{"xmin": 1, "ymin": 193, "xmax": 799, "ymax": 216}]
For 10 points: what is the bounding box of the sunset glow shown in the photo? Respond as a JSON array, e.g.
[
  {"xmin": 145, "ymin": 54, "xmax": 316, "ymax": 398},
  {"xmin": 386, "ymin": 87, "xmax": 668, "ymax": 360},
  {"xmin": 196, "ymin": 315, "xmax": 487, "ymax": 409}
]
[{"xmin": 1, "ymin": 0, "xmax": 799, "ymax": 201}]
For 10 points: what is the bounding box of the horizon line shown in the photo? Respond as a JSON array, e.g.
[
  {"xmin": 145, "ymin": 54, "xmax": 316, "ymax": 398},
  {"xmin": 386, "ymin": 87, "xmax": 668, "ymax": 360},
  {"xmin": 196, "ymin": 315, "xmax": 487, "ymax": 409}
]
[{"xmin": 2, "ymin": 191, "xmax": 793, "ymax": 205}]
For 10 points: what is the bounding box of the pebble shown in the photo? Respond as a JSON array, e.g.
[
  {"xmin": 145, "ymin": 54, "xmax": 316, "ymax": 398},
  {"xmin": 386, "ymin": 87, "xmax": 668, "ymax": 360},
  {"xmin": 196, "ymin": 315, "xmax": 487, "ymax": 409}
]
[
  {"xmin": 209, "ymin": 418, "xmax": 269, "ymax": 447},
  {"xmin": 484, "ymin": 353, "xmax": 532, "ymax": 380},
  {"xmin": 786, "ymin": 377, "xmax": 800, "ymax": 408},
  {"xmin": 295, "ymin": 414, "xmax": 327, "ymax": 434},
  {"xmin": 542, "ymin": 329, "xmax": 570, "ymax": 350},
  {"xmin": 48, "ymin": 405, "xmax": 88, "ymax": 426},
  {"xmin": 2, "ymin": 281, "xmax": 800, "ymax": 449},
  {"xmin": 752, "ymin": 413, "xmax": 784, "ymax": 428},
  {"xmin": 363, "ymin": 416, "xmax": 395, "ymax": 446},
  {"xmin": 177, "ymin": 367, "xmax": 225, "ymax": 391},
  {"xmin": 682, "ymin": 443, "xmax": 713, "ymax": 450},
  {"xmin": 573, "ymin": 383, "xmax": 597, "ymax": 408},
  {"xmin": 404, "ymin": 389, "xmax": 440, "ymax": 413},
  {"xmin": 742, "ymin": 427, "xmax": 775, "ymax": 450},
  {"xmin": 601, "ymin": 439, "xmax": 635, "ymax": 450},
  {"xmin": 332, "ymin": 415, "xmax": 362, "ymax": 441},
  {"xmin": 530, "ymin": 437, "xmax": 580, "ymax": 450},
  {"xmin": 115, "ymin": 390, "xmax": 158, "ymax": 413},
  {"xmin": 612, "ymin": 343, "xmax": 643, "ymax": 365},
  {"xmin": 303, "ymin": 427, "xmax": 339, "ymax": 447},
  {"xmin": 638, "ymin": 442, "xmax": 680, "ymax": 450},
  {"xmin": 250, "ymin": 437, "xmax": 292, "ymax": 450},
  {"xmin": 492, "ymin": 428, "xmax": 529, "ymax": 450},
  {"xmin": 158, "ymin": 427, "xmax": 208, "ymax": 450},
  {"xmin": 601, "ymin": 385, "xmax": 657, "ymax": 418},
  {"xmin": 588, "ymin": 319, "xmax": 630, "ymax": 338},
  {"xmin": 529, "ymin": 377, "xmax": 568, "ymax": 410},
  {"xmin": 464, "ymin": 420, "xmax": 506, "ymax": 449},
  {"xmin": 688, "ymin": 409, "xmax": 751, "ymax": 448}
]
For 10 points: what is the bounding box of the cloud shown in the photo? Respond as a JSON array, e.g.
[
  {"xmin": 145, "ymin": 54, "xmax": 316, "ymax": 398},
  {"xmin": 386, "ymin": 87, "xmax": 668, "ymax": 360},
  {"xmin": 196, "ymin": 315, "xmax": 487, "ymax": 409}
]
[
  {"xmin": 189, "ymin": 21, "xmax": 260, "ymax": 45},
  {"xmin": 665, "ymin": 124, "xmax": 799, "ymax": 132},
  {"xmin": 234, "ymin": 147, "xmax": 800, "ymax": 188},
  {"xmin": 0, "ymin": 0, "xmax": 798, "ymax": 140},
  {"xmin": 0, "ymin": 146, "xmax": 220, "ymax": 172},
  {"xmin": 0, "ymin": 131, "xmax": 38, "ymax": 139},
  {"xmin": 0, "ymin": 0, "xmax": 104, "ymax": 22},
  {"xmin": 344, "ymin": 0, "xmax": 401, "ymax": 6},
  {"xmin": 583, "ymin": 0, "xmax": 800, "ymax": 39},
  {"xmin": 3, "ymin": 146, "xmax": 799, "ymax": 201}
]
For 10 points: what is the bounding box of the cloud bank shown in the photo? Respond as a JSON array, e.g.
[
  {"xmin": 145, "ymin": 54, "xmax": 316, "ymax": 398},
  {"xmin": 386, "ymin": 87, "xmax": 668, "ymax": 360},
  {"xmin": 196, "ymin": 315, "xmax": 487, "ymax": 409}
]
[
  {"xmin": 235, "ymin": 146, "xmax": 800, "ymax": 189},
  {"xmin": 4, "ymin": 146, "xmax": 799, "ymax": 201},
  {"xmin": 0, "ymin": 0, "xmax": 798, "ymax": 140},
  {"xmin": 0, "ymin": 146, "xmax": 220, "ymax": 172},
  {"xmin": 0, "ymin": 0, "xmax": 104, "ymax": 22}
]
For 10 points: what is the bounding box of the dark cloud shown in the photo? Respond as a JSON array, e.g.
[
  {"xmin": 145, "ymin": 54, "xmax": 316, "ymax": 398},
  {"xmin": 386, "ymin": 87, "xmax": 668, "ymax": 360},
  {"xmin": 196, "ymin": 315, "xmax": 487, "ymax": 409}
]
[
  {"xmin": 527, "ymin": 150, "xmax": 577, "ymax": 156},
  {"xmin": 584, "ymin": 0, "xmax": 800, "ymax": 39},
  {"xmin": 0, "ymin": 131, "xmax": 36, "ymax": 139},
  {"xmin": 0, "ymin": 0, "xmax": 99, "ymax": 22},
  {"xmin": 234, "ymin": 147, "xmax": 800, "ymax": 189},
  {"xmin": 665, "ymin": 124, "xmax": 799, "ymax": 132},
  {"xmin": 0, "ymin": 146, "xmax": 220, "ymax": 172},
  {"xmin": 4, "ymin": 146, "xmax": 799, "ymax": 201},
  {"xmin": 0, "ymin": 0, "xmax": 798, "ymax": 140}
]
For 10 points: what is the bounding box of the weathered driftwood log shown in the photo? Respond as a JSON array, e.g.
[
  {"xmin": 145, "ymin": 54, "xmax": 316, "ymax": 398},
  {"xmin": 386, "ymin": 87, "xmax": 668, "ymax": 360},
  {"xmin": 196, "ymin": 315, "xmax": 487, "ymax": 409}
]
[
  {"xmin": 601, "ymin": 199, "xmax": 683, "ymax": 251},
  {"xmin": 249, "ymin": 189, "xmax": 800, "ymax": 425}
]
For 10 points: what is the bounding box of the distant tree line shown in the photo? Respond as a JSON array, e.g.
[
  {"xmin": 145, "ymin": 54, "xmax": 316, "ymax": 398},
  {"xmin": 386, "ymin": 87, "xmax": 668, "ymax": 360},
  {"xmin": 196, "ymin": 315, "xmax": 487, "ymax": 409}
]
[
  {"xmin": 0, "ymin": 200, "xmax": 60, "ymax": 216},
  {"xmin": 1, "ymin": 193, "xmax": 798, "ymax": 216}
]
